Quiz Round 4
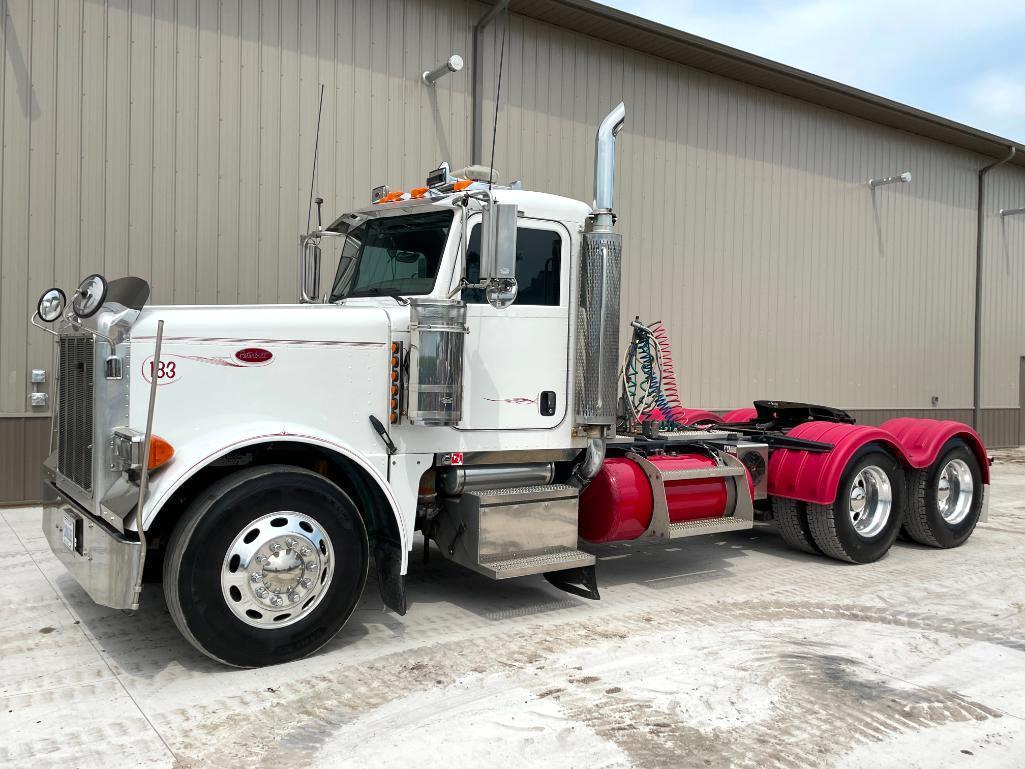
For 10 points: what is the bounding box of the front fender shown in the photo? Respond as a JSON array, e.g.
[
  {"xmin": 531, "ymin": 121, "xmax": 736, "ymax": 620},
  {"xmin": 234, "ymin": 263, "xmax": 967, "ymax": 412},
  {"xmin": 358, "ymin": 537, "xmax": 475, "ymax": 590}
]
[
  {"xmin": 880, "ymin": 418, "xmax": 989, "ymax": 484},
  {"xmin": 768, "ymin": 421, "xmax": 911, "ymax": 505},
  {"xmin": 139, "ymin": 421, "xmax": 408, "ymax": 559}
]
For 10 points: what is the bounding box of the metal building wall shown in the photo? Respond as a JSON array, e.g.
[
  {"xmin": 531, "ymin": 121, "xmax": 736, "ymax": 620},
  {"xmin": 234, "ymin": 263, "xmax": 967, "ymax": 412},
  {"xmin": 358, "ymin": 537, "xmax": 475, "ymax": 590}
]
[
  {"xmin": 2, "ymin": 0, "xmax": 1024, "ymax": 500},
  {"xmin": 476, "ymin": 12, "xmax": 1020, "ymax": 420}
]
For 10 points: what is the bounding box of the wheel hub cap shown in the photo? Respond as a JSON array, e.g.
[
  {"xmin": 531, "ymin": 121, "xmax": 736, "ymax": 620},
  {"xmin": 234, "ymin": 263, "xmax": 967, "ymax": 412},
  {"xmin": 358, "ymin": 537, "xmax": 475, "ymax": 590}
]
[
  {"xmin": 848, "ymin": 466, "xmax": 892, "ymax": 538},
  {"xmin": 936, "ymin": 458, "xmax": 974, "ymax": 525},
  {"xmin": 220, "ymin": 512, "xmax": 333, "ymax": 628}
]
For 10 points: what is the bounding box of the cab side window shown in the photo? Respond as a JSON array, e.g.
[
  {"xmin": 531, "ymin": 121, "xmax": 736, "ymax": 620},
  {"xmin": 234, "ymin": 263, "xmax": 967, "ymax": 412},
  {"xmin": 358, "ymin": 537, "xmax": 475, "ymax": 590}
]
[{"xmin": 463, "ymin": 225, "xmax": 562, "ymax": 306}]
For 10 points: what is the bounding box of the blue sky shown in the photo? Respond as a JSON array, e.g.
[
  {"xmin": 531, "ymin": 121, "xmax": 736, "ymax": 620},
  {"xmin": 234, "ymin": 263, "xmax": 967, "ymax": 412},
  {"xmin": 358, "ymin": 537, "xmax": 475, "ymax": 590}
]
[{"xmin": 602, "ymin": 0, "xmax": 1025, "ymax": 142}]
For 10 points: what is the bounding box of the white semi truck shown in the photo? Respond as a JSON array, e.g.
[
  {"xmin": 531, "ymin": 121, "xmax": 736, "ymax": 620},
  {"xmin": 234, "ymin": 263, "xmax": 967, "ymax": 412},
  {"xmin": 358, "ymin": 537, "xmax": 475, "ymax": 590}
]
[{"xmin": 34, "ymin": 104, "xmax": 989, "ymax": 667}]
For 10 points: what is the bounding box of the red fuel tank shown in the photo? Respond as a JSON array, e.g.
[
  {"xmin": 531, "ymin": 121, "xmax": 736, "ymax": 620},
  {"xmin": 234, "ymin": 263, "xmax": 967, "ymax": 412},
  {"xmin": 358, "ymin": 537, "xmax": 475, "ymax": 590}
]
[{"xmin": 579, "ymin": 453, "xmax": 752, "ymax": 544}]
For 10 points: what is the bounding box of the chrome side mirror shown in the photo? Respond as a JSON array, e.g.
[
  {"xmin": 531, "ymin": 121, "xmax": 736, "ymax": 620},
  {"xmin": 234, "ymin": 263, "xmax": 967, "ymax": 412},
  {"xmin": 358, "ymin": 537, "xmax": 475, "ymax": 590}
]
[
  {"xmin": 480, "ymin": 203, "xmax": 518, "ymax": 309},
  {"xmin": 72, "ymin": 273, "xmax": 108, "ymax": 318},
  {"xmin": 37, "ymin": 288, "xmax": 67, "ymax": 322},
  {"xmin": 299, "ymin": 237, "xmax": 322, "ymax": 303}
]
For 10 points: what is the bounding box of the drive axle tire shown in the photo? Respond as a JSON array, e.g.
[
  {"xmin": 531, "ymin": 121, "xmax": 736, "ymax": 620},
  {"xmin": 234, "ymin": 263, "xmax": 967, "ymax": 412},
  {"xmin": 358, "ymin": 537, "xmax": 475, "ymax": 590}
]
[
  {"xmin": 902, "ymin": 440, "xmax": 983, "ymax": 548},
  {"xmin": 772, "ymin": 497, "xmax": 820, "ymax": 555},
  {"xmin": 806, "ymin": 447, "xmax": 905, "ymax": 564},
  {"xmin": 163, "ymin": 464, "xmax": 369, "ymax": 667}
]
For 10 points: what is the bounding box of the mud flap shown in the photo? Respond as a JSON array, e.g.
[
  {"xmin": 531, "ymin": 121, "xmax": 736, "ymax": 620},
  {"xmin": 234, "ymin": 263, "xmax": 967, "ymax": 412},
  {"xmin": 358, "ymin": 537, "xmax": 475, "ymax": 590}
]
[
  {"xmin": 374, "ymin": 541, "xmax": 407, "ymax": 615},
  {"xmin": 543, "ymin": 565, "xmax": 600, "ymax": 601}
]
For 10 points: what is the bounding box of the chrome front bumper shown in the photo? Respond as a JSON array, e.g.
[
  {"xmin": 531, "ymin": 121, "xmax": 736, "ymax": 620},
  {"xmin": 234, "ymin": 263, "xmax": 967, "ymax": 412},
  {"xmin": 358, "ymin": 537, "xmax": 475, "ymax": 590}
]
[{"xmin": 42, "ymin": 480, "xmax": 141, "ymax": 609}]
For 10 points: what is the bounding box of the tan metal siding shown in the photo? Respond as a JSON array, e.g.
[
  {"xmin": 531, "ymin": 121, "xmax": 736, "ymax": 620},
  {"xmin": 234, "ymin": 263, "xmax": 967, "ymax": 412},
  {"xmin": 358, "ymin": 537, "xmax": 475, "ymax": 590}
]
[
  {"xmin": 0, "ymin": 0, "xmax": 474, "ymax": 414},
  {"xmin": 1, "ymin": 0, "xmax": 1023, "ymax": 444},
  {"xmin": 980, "ymin": 165, "xmax": 1025, "ymax": 409},
  {"xmin": 483, "ymin": 13, "xmax": 989, "ymax": 412}
]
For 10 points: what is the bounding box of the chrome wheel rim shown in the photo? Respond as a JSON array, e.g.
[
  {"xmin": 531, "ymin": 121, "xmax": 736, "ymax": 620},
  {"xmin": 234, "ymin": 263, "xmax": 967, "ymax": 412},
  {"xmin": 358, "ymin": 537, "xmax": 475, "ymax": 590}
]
[
  {"xmin": 936, "ymin": 458, "xmax": 974, "ymax": 525},
  {"xmin": 220, "ymin": 512, "xmax": 334, "ymax": 629},
  {"xmin": 848, "ymin": 466, "xmax": 892, "ymax": 538}
]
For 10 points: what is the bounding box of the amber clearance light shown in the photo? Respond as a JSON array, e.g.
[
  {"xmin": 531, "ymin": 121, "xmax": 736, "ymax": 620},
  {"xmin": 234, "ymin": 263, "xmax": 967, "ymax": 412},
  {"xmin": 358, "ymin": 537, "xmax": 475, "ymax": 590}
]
[{"xmin": 147, "ymin": 435, "xmax": 175, "ymax": 471}]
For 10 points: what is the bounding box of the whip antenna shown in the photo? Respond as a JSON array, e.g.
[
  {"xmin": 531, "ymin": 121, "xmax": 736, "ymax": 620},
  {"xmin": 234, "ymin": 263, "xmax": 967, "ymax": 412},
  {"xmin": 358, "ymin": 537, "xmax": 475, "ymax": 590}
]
[
  {"xmin": 306, "ymin": 83, "xmax": 325, "ymax": 232},
  {"xmin": 488, "ymin": 8, "xmax": 508, "ymax": 189}
]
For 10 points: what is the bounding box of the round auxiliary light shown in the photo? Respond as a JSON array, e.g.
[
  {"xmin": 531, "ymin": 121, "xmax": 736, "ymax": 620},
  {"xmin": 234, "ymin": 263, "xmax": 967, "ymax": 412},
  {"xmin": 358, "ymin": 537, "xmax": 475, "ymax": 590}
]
[
  {"xmin": 37, "ymin": 288, "xmax": 67, "ymax": 323},
  {"xmin": 72, "ymin": 273, "xmax": 108, "ymax": 318}
]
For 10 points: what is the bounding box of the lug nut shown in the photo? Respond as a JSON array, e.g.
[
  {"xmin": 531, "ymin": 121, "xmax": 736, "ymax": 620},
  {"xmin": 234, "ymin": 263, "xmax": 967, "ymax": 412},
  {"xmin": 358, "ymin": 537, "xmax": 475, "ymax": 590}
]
[
  {"xmin": 299, "ymin": 578, "xmax": 312, "ymax": 589},
  {"xmin": 300, "ymin": 546, "xmax": 312, "ymax": 557},
  {"xmin": 284, "ymin": 538, "xmax": 295, "ymax": 550},
  {"xmin": 287, "ymin": 591, "xmax": 299, "ymax": 602},
  {"xmin": 269, "ymin": 542, "xmax": 282, "ymax": 553},
  {"xmin": 306, "ymin": 562, "xmax": 319, "ymax": 572},
  {"xmin": 255, "ymin": 588, "xmax": 268, "ymax": 599},
  {"xmin": 255, "ymin": 555, "xmax": 268, "ymax": 564},
  {"xmin": 249, "ymin": 572, "xmax": 262, "ymax": 583},
  {"xmin": 270, "ymin": 596, "xmax": 283, "ymax": 607}
]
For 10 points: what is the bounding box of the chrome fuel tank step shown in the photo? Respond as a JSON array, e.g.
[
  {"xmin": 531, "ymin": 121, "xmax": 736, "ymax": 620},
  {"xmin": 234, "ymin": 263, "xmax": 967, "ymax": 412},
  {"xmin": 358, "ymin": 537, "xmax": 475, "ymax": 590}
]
[{"xmin": 434, "ymin": 483, "xmax": 595, "ymax": 579}]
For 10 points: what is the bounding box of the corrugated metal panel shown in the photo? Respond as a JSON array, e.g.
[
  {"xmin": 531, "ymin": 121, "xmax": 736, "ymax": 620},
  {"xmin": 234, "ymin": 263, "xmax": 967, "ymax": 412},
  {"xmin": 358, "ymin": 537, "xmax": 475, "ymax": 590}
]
[
  {"xmin": 483, "ymin": 10, "xmax": 987, "ymax": 412},
  {"xmin": 1, "ymin": 0, "xmax": 1024, "ymax": 443},
  {"xmin": 980, "ymin": 166, "xmax": 1025, "ymax": 409},
  {"xmin": 508, "ymin": 0, "xmax": 1025, "ymax": 168},
  {"xmin": 1, "ymin": 0, "xmax": 474, "ymax": 412},
  {"xmin": 977, "ymin": 408, "xmax": 1021, "ymax": 449},
  {"xmin": 0, "ymin": 416, "xmax": 49, "ymax": 503}
]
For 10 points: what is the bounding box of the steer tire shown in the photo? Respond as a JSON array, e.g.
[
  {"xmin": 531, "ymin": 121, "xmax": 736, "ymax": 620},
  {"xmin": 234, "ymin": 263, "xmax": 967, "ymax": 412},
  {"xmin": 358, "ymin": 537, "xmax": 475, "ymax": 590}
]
[
  {"xmin": 806, "ymin": 447, "xmax": 905, "ymax": 564},
  {"xmin": 902, "ymin": 439, "xmax": 984, "ymax": 549},
  {"xmin": 164, "ymin": 464, "xmax": 369, "ymax": 668},
  {"xmin": 772, "ymin": 497, "xmax": 821, "ymax": 555}
]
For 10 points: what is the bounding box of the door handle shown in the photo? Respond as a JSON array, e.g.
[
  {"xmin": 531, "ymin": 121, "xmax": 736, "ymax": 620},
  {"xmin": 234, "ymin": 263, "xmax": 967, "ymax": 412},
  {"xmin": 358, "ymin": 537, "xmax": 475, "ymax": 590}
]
[{"xmin": 540, "ymin": 391, "xmax": 557, "ymax": 416}]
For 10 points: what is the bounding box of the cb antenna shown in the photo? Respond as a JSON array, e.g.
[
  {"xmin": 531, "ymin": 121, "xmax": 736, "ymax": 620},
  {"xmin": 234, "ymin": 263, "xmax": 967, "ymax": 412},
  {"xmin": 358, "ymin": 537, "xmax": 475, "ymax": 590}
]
[
  {"xmin": 488, "ymin": 7, "xmax": 508, "ymax": 190},
  {"xmin": 306, "ymin": 83, "xmax": 325, "ymax": 233}
]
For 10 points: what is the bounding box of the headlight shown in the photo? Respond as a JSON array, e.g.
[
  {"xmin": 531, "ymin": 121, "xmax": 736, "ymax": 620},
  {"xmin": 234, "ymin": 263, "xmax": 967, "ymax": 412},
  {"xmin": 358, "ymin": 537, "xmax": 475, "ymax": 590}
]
[
  {"xmin": 112, "ymin": 428, "xmax": 175, "ymax": 473},
  {"xmin": 72, "ymin": 273, "xmax": 108, "ymax": 318},
  {"xmin": 37, "ymin": 288, "xmax": 66, "ymax": 322},
  {"xmin": 112, "ymin": 428, "xmax": 145, "ymax": 472}
]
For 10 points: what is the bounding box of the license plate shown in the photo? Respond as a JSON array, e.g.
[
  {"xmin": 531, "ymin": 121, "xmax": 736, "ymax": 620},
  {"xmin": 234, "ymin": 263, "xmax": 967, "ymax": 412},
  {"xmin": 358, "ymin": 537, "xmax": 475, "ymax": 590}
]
[{"xmin": 62, "ymin": 513, "xmax": 76, "ymax": 552}]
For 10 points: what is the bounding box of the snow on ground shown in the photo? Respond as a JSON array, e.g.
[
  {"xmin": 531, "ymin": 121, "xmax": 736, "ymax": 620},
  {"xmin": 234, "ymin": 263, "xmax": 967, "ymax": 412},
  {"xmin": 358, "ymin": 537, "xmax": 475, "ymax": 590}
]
[{"xmin": 3, "ymin": 449, "xmax": 1025, "ymax": 768}]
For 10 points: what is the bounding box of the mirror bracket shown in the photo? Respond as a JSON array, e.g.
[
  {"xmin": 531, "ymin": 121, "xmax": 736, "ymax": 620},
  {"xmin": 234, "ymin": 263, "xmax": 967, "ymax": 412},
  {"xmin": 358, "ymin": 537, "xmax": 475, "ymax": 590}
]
[{"xmin": 298, "ymin": 233, "xmax": 323, "ymax": 303}]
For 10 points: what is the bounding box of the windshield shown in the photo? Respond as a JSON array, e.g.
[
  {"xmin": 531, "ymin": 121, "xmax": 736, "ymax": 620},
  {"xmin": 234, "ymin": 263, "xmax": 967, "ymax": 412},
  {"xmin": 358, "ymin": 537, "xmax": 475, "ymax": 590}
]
[{"xmin": 329, "ymin": 210, "xmax": 454, "ymax": 301}]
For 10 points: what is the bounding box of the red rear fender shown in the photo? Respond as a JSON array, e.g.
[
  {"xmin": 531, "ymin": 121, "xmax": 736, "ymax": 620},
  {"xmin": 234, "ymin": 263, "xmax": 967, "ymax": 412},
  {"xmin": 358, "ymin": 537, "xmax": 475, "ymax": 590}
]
[
  {"xmin": 769, "ymin": 418, "xmax": 989, "ymax": 506},
  {"xmin": 721, "ymin": 407, "xmax": 758, "ymax": 424},
  {"xmin": 675, "ymin": 408, "xmax": 720, "ymax": 425},
  {"xmin": 880, "ymin": 418, "xmax": 989, "ymax": 484},
  {"xmin": 768, "ymin": 421, "xmax": 910, "ymax": 505}
]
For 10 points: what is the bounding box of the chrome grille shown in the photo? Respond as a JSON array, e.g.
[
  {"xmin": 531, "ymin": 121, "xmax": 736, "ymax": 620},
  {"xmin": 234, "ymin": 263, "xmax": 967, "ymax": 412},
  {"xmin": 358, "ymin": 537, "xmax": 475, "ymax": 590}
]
[{"xmin": 58, "ymin": 334, "xmax": 95, "ymax": 492}]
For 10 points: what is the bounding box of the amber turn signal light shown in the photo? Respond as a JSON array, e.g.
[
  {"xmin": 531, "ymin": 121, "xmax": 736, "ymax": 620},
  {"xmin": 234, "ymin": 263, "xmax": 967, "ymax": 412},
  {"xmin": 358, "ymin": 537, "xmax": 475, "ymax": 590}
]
[{"xmin": 147, "ymin": 435, "xmax": 174, "ymax": 471}]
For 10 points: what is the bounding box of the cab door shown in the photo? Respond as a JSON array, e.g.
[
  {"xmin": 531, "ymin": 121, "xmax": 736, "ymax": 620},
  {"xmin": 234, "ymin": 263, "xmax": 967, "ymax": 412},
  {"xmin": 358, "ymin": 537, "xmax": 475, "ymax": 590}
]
[{"xmin": 459, "ymin": 217, "xmax": 570, "ymax": 430}]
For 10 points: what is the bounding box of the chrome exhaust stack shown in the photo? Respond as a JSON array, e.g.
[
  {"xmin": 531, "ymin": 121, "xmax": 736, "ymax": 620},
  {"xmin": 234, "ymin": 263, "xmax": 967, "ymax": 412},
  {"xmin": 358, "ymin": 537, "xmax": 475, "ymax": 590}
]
[
  {"xmin": 575, "ymin": 103, "xmax": 626, "ymax": 436},
  {"xmin": 592, "ymin": 102, "xmax": 626, "ymax": 234}
]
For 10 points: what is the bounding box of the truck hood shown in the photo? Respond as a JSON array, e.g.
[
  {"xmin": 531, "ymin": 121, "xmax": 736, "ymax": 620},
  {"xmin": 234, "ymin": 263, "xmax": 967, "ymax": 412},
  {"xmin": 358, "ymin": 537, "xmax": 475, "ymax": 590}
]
[{"xmin": 128, "ymin": 302, "xmax": 393, "ymax": 345}]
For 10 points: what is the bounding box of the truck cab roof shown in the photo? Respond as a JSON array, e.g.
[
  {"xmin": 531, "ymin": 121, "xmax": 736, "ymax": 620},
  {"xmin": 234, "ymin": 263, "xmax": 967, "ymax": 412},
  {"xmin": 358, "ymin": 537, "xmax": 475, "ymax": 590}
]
[{"xmin": 327, "ymin": 188, "xmax": 592, "ymax": 232}]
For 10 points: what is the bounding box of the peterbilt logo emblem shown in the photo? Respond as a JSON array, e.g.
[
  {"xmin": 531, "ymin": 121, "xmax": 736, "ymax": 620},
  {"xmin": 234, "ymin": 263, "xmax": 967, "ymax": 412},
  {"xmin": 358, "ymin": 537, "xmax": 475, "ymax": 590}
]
[{"xmin": 234, "ymin": 348, "xmax": 273, "ymax": 365}]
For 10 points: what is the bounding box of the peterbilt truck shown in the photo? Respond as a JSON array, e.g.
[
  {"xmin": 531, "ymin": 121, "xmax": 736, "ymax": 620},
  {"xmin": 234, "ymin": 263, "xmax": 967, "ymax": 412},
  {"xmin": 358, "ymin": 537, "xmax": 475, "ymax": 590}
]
[{"xmin": 33, "ymin": 104, "xmax": 989, "ymax": 667}]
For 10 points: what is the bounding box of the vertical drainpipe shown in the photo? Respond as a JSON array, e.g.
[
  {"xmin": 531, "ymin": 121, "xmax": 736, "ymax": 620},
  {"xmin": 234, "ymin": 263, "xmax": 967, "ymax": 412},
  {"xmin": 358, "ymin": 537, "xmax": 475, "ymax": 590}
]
[
  {"xmin": 973, "ymin": 145, "xmax": 1016, "ymax": 433},
  {"xmin": 472, "ymin": 0, "xmax": 510, "ymax": 165}
]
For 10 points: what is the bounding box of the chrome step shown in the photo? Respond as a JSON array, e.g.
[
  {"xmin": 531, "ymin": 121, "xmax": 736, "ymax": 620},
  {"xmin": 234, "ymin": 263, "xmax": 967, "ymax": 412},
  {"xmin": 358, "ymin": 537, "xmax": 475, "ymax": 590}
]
[
  {"xmin": 667, "ymin": 517, "xmax": 753, "ymax": 538},
  {"xmin": 434, "ymin": 480, "xmax": 589, "ymax": 580},
  {"xmin": 657, "ymin": 465, "xmax": 746, "ymax": 482},
  {"xmin": 478, "ymin": 545, "xmax": 596, "ymax": 579}
]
